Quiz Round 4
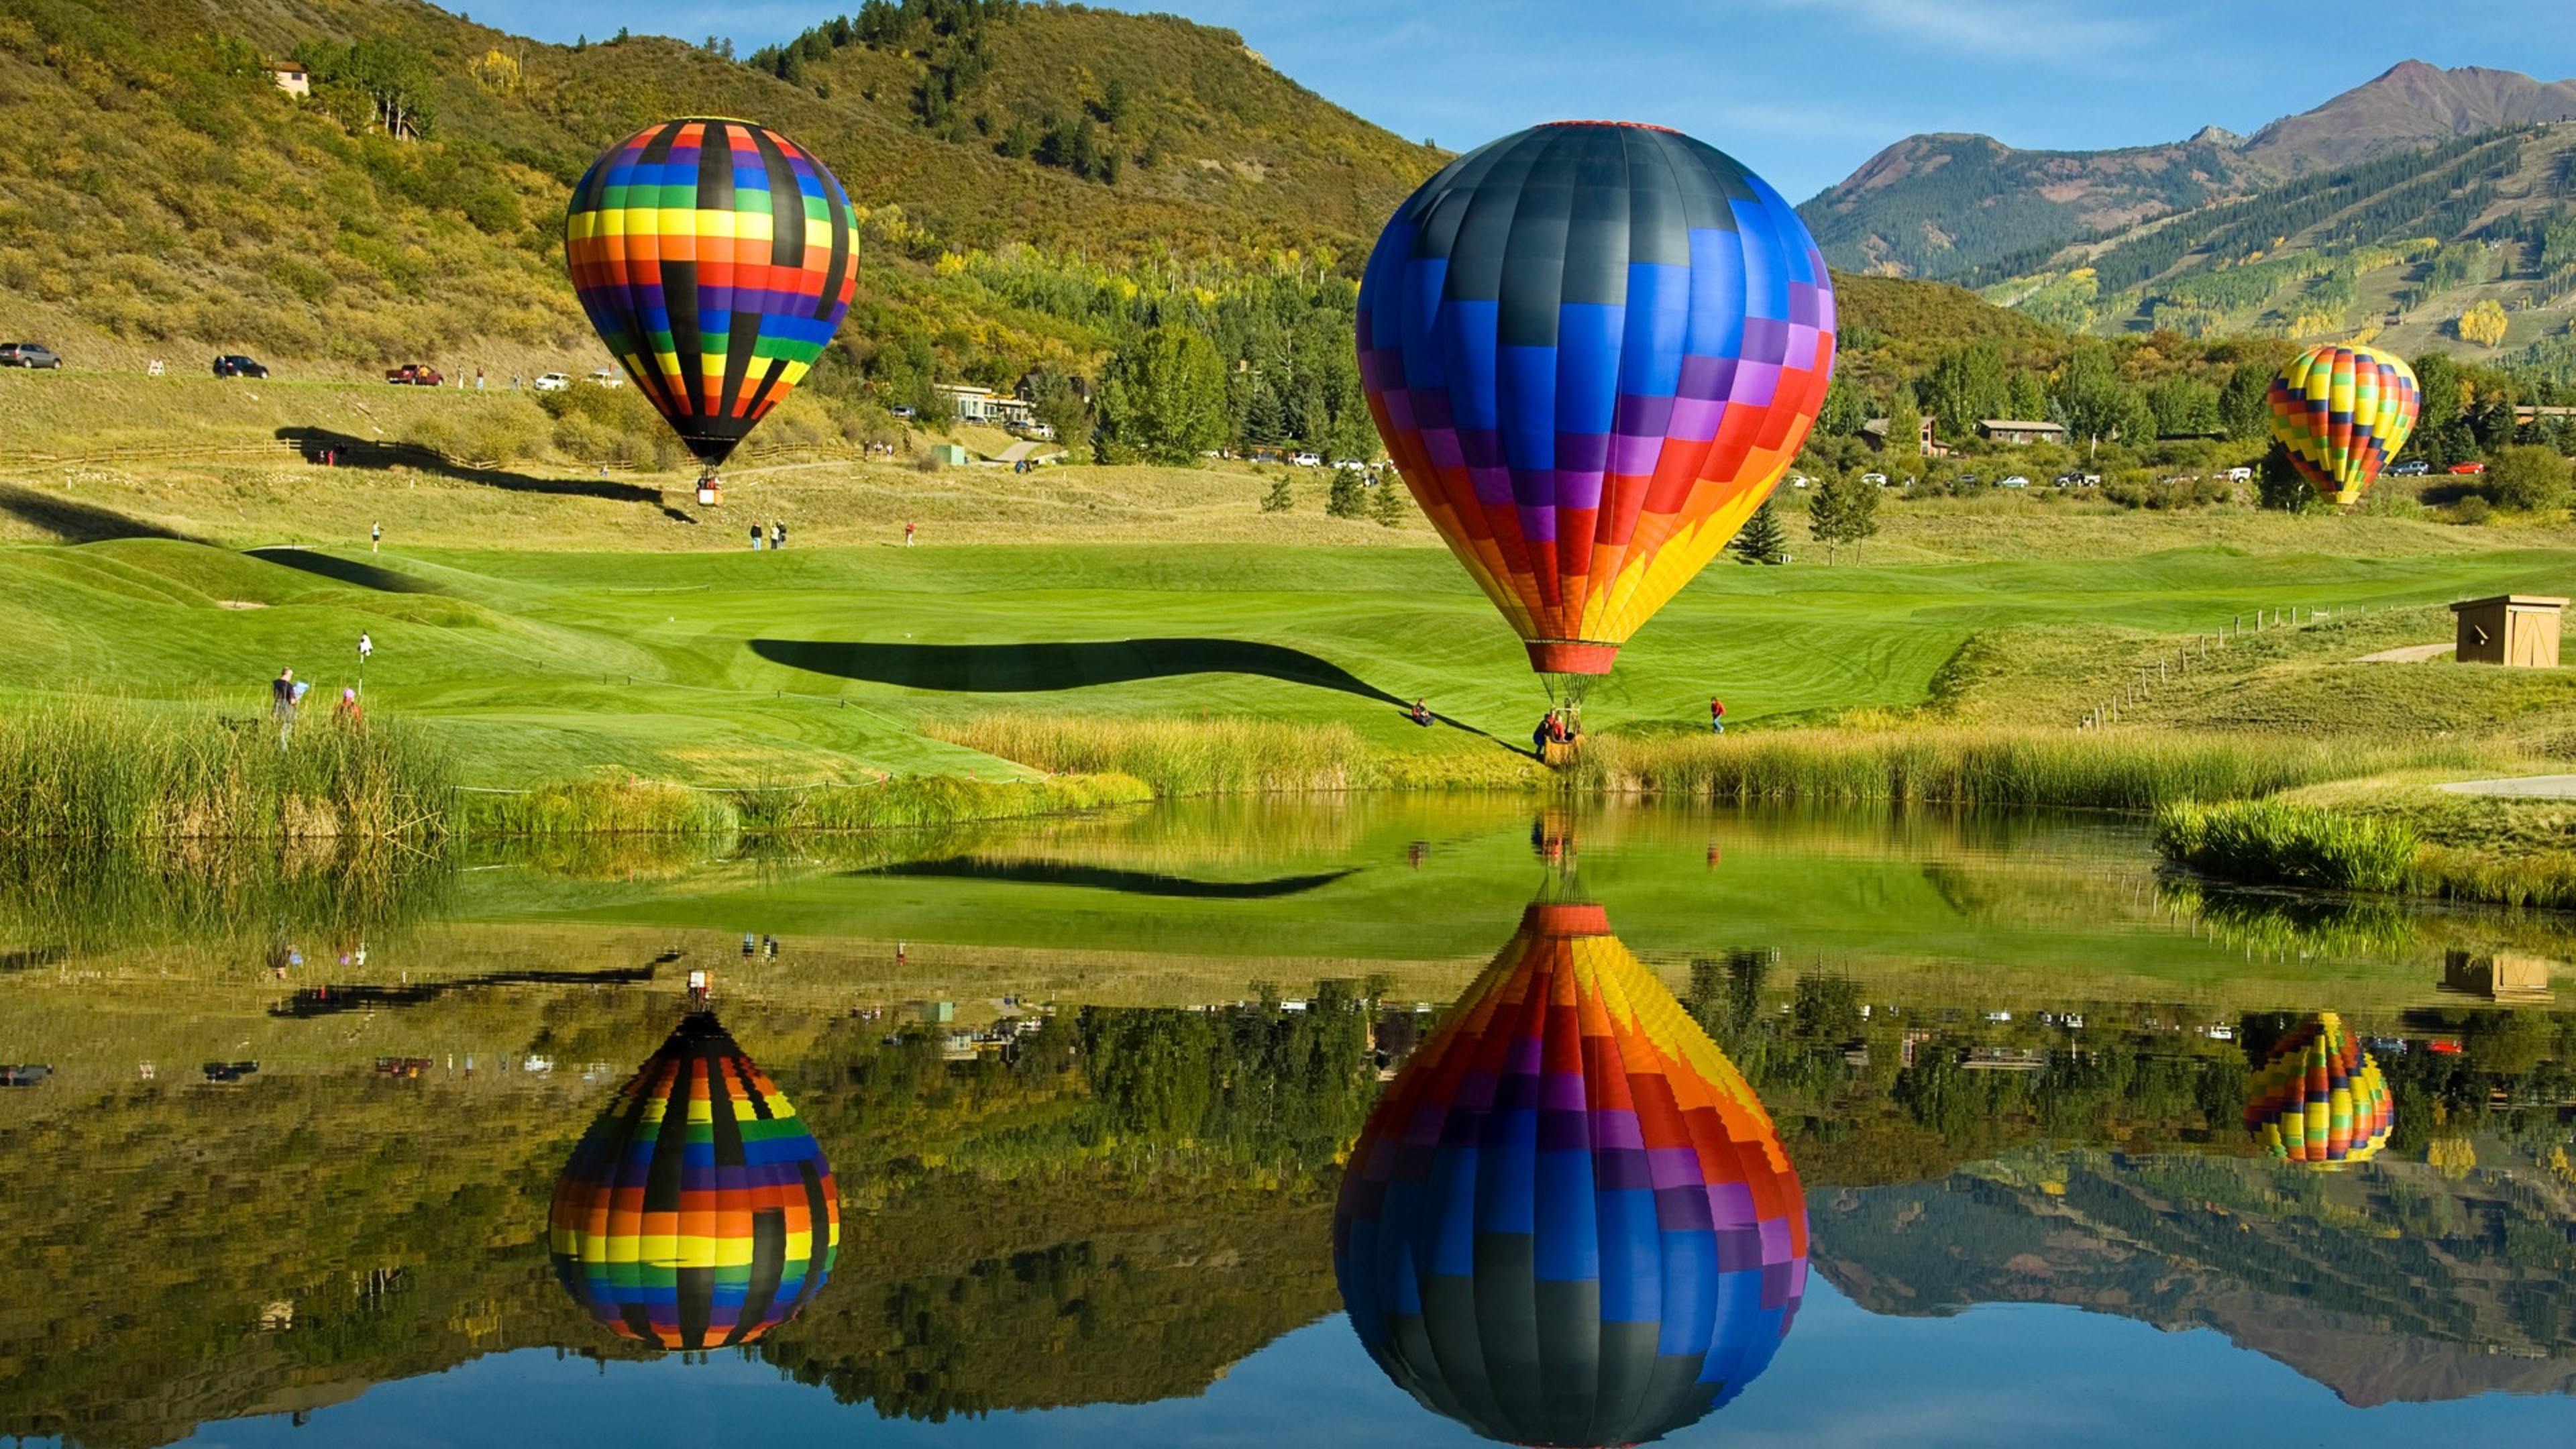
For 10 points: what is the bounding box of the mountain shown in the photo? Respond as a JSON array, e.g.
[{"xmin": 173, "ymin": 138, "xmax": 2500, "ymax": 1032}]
[
  {"xmin": 1800, "ymin": 132, "xmax": 2264, "ymax": 280},
  {"xmin": 1811, "ymin": 1150, "xmax": 2576, "ymax": 1407},
  {"xmin": 2242, "ymin": 60, "xmax": 2576, "ymax": 173},
  {"xmin": 1803, "ymin": 60, "xmax": 2576, "ymax": 288}
]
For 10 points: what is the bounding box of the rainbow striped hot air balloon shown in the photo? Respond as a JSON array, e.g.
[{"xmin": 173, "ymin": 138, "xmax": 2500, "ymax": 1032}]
[
  {"xmin": 564, "ymin": 118, "xmax": 860, "ymax": 478},
  {"xmin": 2265, "ymin": 343, "xmax": 2421, "ymax": 506},
  {"xmin": 1335, "ymin": 900, "xmax": 1807, "ymax": 1446},
  {"xmin": 2243, "ymin": 1012, "xmax": 2396, "ymax": 1167},
  {"xmin": 549, "ymin": 1013, "xmax": 839, "ymax": 1348},
  {"xmin": 1358, "ymin": 122, "xmax": 1836, "ymax": 677}
]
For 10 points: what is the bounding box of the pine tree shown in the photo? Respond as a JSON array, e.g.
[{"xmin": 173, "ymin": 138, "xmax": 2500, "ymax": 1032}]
[
  {"xmin": 1260, "ymin": 474, "xmax": 1295, "ymax": 513},
  {"xmin": 1326, "ymin": 468, "xmax": 1365, "ymax": 518},
  {"xmin": 1369, "ymin": 475, "xmax": 1407, "ymax": 527},
  {"xmin": 1729, "ymin": 498, "xmax": 1787, "ymax": 564}
]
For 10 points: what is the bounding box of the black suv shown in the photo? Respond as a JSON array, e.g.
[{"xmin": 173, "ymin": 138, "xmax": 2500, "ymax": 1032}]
[
  {"xmin": 213, "ymin": 354, "xmax": 270, "ymax": 379},
  {"xmin": 0, "ymin": 343, "xmax": 62, "ymax": 370}
]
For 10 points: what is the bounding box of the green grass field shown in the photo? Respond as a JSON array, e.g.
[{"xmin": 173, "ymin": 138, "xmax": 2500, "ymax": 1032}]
[{"xmin": 7, "ymin": 373, "xmax": 2576, "ymax": 792}]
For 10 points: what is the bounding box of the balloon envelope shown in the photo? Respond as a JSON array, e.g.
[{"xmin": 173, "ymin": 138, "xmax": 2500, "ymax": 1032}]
[
  {"xmin": 1357, "ymin": 121, "xmax": 1836, "ymax": 676},
  {"xmin": 2244, "ymin": 1012, "xmax": 2394, "ymax": 1166},
  {"xmin": 549, "ymin": 1012, "xmax": 839, "ymax": 1348},
  {"xmin": 565, "ymin": 117, "xmax": 860, "ymax": 470},
  {"xmin": 1335, "ymin": 900, "xmax": 1807, "ymax": 1446},
  {"xmin": 2265, "ymin": 343, "xmax": 2420, "ymax": 505}
]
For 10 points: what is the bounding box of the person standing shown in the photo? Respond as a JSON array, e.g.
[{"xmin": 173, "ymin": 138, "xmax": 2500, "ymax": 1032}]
[
  {"xmin": 272, "ymin": 667, "xmax": 298, "ymax": 747},
  {"xmin": 371, "ymin": 521, "xmax": 381, "ymax": 553},
  {"xmin": 749, "ymin": 521, "xmax": 764, "ymax": 551},
  {"xmin": 1710, "ymin": 695, "xmax": 1726, "ymax": 734},
  {"xmin": 771, "ymin": 521, "xmax": 785, "ymax": 551},
  {"xmin": 904, "ymin": 521, "xmax": 916, "ymax": 546}
]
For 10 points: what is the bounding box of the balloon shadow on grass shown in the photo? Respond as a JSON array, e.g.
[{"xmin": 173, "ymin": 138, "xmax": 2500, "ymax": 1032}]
[
  {"xmin": 855, "ymin": 857, "xmax": 1357, "ymax": 898},
  {"xmin": 275, "ymin": 429, "xmax": 699, "ymax": 524},
  {"xmin": 247, "ymin": 545, "xmax": 449, "ymax": 594},
  {"xmin": 0, "ymin": 482, "xmax": 201, "ymax": 543}
]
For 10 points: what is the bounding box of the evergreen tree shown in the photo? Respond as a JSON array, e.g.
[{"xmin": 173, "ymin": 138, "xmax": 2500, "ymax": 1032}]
[
  {"xmin": 1260, "ymin": 474, "xmax": 1295, "ymax": 513},
  {"xmin": 1369, "ymin": 474, "xmax": 1407, "ymax": 527},
  {"xmin": 1326, "ymin": 468, "xmax": 1365, "ymax": 518},
  {"xmin": 1729, "ymin": 498, "xmax": 1788, "ymax": 564}
]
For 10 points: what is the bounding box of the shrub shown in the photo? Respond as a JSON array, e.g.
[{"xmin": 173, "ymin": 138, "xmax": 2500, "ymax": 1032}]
[
  {"xmin": 2483, "ymin": 444, "xmax": 2571, "ymax": 511},
  {"xmin": 2153, "ymin": 799, "xmax": 2418, "ymax": 892}
]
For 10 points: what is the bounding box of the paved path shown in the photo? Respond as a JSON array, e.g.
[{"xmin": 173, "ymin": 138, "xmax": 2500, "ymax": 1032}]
[
  {"xmin": 2441, "ymin": 775, "xmax": 2576, "ymax": 799},
  {"xmin": 2357, "ymin": 641, "xmax": 2453, "ymax": 663}
]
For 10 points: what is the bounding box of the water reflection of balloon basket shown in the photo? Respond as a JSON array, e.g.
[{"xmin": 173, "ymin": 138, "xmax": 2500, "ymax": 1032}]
[
  {"xmin": 1336, "ymin": 898, "xmax": 1808, "ymax": 1446},
  {"xmin": 548, "ymin": 1012, "xmax": 839, "ymax": 1350}
]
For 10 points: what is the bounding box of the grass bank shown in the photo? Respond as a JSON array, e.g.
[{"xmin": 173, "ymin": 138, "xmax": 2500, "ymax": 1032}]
[
  {"xmin": 2153, "ymin": 800, "xmax": 2419, "ymax": 892},
  {"xmin": 928, "ymin": 712, "xmax": 1539, "ymax": 794},
  {"xmin": 1568, "ymin": 728, "xmax": 2493, "ymax": 811},
  {"xmin": 451, "ymin": 769, "xmax": 1154, "ymax": 837},
  {"xmin": 0, "ymin": 698, "xmax": 453, "ymax": 841}
]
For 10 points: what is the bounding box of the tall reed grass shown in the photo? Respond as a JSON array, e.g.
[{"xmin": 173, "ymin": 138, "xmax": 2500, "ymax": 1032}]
[
  {"xmin": 451, "ymin": 769, "xmax": 1151, "ymax": 835},
  {"xmin": 2407, "ymin": 845, "xmax": 2576, "ymax": 911},
  {"xmin": 928, "ymin": 713, "xmax": 1383, "ymax": 794},
  {"xmin": 0, "ymin": 698, "xmax": 453, "ymax": 841},
  {"xmin": 1573, "ymin": 729, "xmax": 2486, "ymax": 812},
  {"xmin": 2153, "ymin": 799, "xmax": 2419, "ymax": 892}
]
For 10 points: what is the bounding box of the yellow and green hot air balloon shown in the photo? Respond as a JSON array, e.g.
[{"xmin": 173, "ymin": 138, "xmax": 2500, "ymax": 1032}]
[
  {"xmin": 2265, "ymin": 343, "xmax": 2420, "ymax": 506},
  {"xmin": 2243, "ymin": 1012, "xmax": 2395, "ymax": 1167}
]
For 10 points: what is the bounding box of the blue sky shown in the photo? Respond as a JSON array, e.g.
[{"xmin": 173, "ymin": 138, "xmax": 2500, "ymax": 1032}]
[{"xmin": 462, "ymin": 1, "xmax": 2576, "ymax": 199}]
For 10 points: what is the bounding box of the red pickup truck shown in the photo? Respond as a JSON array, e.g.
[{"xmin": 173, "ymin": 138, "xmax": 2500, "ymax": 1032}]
[{"xmin": 385, "ymin": 364, "xmax": 443, "ymax": 386}]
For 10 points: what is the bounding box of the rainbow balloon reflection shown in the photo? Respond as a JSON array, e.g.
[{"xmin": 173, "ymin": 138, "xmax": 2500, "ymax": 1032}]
[
  {"xmin": 549, "ymin": 1013, "xmax": 839, "ymax": 1348},
  {"xmin": 2244, "ymin": 1012, "xmax": 2396, "ymax": 1167},
  {"xmin": 1336, "ymin": 900, "xmax": 1807, "ymax": 1446}
]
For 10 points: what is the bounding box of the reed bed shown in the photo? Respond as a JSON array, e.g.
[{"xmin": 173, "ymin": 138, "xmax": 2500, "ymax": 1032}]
[
  {"xmin": 453, "ymin": 775, "xmax": 737, "ymax": 836},
  {"xmin": 928, "ymin": 713, "xmax": 1384, "ymax": 795},
  {"xmin": 0, "ymin": 698, "xmax": 453, "ymax": 841},
  {"xmin": 742, "ymin": 772, "xmax": 1152, "ymax": 831},
  {"xmin": 2153, "ymin": 799, "xmax": 2420, "ymax": 893},
  {"xmin": 1572, "ymin": 729, "xmax": 2488, "ymax": 812},
  {"xmin": 2407, "ymin": 845, "xmax": 2576, "ymax": 911}
]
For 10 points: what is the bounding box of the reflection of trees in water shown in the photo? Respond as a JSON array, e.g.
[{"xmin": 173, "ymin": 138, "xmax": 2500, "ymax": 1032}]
[{"xmin": 1079, "ymin": 979, "xmax": 1379, "ymax": 1161}]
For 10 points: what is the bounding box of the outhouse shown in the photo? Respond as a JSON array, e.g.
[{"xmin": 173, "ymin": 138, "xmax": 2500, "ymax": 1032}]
[{"xmin": 2451, "ymin": 594, "xmax": 2566, "ymax": 667}]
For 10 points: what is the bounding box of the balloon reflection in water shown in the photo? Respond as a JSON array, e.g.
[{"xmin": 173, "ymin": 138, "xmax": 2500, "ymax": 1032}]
[
  {"xmin": 549, "ymin": 1012, "xmax": 839, "ymax": 1348},
  {"xmin": 1336, "ymin": 900, "xmax": 1807, "ymax": 1446},
  {"xmin": 2243, "ymin": 1011, "xmax": 2396, "ymax": 1166}
]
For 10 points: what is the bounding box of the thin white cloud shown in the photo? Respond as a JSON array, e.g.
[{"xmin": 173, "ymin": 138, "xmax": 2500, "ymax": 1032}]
[{"xmin": 1751, "ymin": 0, "xmax": 2155, "ymax": 60}]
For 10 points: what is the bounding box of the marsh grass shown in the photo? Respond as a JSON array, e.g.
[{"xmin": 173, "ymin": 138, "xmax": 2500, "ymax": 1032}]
[
  {"xmin": 0, "ymin": 698, "xmax": 453, "ymax": 841},
  {"xmin": 453, "ymin": 776, "xmax": 736, "ymax": 837},
  {"xmin": 452, "ymin": 768, "xmax": 1150, "ymax": 836},
  {"xmin": 0, "ymin": 839, "xmax": 451, "ymax": 951},
  {"xmin": 1574, "ymin": 729, "xmax": 2489, "ymax": 811},
  {"xmin": 2407, "ymin": 846, "xmax": 2576, "ymax": 911},
  {"xmin": 2153, "ymin": 799, "xmax": 2420, "ymax": 892},
  {"xmin": 930, "ymin": 713, "xmax": 1387, "ymax": 794}
]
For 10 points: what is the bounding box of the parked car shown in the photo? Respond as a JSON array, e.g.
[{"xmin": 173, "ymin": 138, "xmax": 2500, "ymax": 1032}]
[
  {"xmin": 211, "ymin": 354, "xmax": 269, "ymax": 379},
  {"xmin": 2222, "ymin": 466, "xmax": 2253, "ymax": 481},
  {"xmin": 1955, "ymin": 474, "xmax": 1980, "ymax": 488},
  {"xmin": 586, "ymin": 368, "xmax": 625, "ymax": 388},
  {"xmin": 1860, "ymin": 472, "xmax": 1888, "ymax": 486},
  {"xmin": 2052, "ymin": 472, "xmax": 2084, "ymax": 487},
  {"xmin": 385, "ymin": 363, "xmax": 442, "ymax": 386},
  {"xmin": 533, "ymin": 372, "xmax": 572, "ymax": 392},
  {"xmin": 1012, "ymin": 421, "xmax": 1057, "ymax": 441},
  {"xmin": 2390, "ymin": 460, "xmax": 2431, "ymax": 476},
  {"xmin": 0, "ymin": 343, "xmax": 63, "ymax": 370},
  {"xmin": 1784, "ymin": 472, "xmax": 1810, "ymax": 489},
  {"xmin": 889, "ymin": 405, "xmax": 916, "ymax": 419},
  {"xmin": 1290, "ymin": 451, "xmax": 1324, "ymax": 468},
  {"xmin": 1997, "ymin": 474, "xmax": 2031, "ymax": 488},
  {"xmin": 2447, "ymin": 461, "xmax": 2487, "ymax": 475}
]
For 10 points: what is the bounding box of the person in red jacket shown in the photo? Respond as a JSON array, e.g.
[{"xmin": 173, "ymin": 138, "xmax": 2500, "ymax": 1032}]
[{"xmin": 1710, "ymin": 695, "xmax": 1726, "ymax": 734}]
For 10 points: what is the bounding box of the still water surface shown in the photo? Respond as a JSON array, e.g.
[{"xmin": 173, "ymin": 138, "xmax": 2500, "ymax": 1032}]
[{"xmin": 3, "ymin": 798, "xmax": 2573, "ymax": 1447}]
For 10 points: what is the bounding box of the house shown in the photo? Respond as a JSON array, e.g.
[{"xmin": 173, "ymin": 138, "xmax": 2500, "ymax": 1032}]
[
  {"xmin": 1975, "ymin": 419, "xmax": 2068, "ymax": 445},
  {"xmin": 933, "ymin": 382, "xmax": 1033, "ymax": 426},
  {"xmin": 1858, "ymin": 415, "xmax": 1942, "ymax": 457},
  {"xmin": 2451, "ymin": 594, "xmax": 2565, "ymax": 667},
  {"xmin": 268, "ymin": 60, "xmax": 310, "ymax": 97}
]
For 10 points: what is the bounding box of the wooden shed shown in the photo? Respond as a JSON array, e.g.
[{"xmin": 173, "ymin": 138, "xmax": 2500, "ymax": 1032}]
[{"xmin": 2451, "ymin": 594, "xmax": 2565, "ymax": 667}]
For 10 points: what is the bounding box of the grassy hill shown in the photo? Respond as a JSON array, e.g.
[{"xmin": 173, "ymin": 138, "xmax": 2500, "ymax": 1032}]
[{"xmin": 0, "ymin": 0, "xmax": 1442, "ymax": 393}]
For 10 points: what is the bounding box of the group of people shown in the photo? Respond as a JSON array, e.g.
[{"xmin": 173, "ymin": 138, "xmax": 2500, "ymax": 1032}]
[
  {"xmin": 749, "ymin": 521, "xmax": 788, "ymax": 550},
  {"xmin": 1532, "ymin": 709, "xmax": 1579, "ymax": 755}
]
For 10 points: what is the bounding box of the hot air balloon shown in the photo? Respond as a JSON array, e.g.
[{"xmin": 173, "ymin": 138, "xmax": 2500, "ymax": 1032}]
[
  {"xmin": 1357, "ymin": 122, "xmax": 1836, "ymax": 679},
  {"xmin": 1336, "ymin": 898, "xmax": 1807, "ymax": 1446},
  {"xmin": 549, "ymin": 1012, "xmax": 839, "ymax": 1348},
  {"xmin": 2243, "ymin": 1012, "xmax": 2395, "ymax": 1166},
  {"xmin": 564, "ymin": 118, "xmax": 861, "ymax": 496},
  {"xmin": 2265, "ymin": 343, "xmax": 2420, "ymax": 506}
]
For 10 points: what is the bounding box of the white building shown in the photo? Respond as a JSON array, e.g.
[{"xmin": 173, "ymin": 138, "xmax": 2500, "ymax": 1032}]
[{"xmin": 933, "ymin": 383, "xmax": 1033, "ymax": 427}]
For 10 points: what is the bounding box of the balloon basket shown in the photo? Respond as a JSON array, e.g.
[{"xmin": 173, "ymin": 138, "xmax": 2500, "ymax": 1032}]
[{"xmin": 696, "ymin": 482, "xmax": 722, "ymax": 507}]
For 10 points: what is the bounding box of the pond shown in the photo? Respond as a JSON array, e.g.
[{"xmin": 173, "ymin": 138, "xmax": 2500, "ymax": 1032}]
[{"xmin": 2, "ymin": 798, "xmax": 2573, "ymax": 1448}]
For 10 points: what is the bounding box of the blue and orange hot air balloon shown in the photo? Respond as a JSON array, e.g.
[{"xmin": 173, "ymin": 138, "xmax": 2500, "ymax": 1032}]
[
  {"xmin": 549, "ymin": 1012, "xmax": 839, "ymax": 1348},
  {"xmin": 2243, "ymin": 1012, "xmax": 2396, "ymax": 1166},
  {"xmin": 2266, "ymin": 343, "xmax": 2420, "ymax": 506},
  {"xmin": 565, "ymin": 119, "xmax": 861, "ymax": 480},
  {"xmin": 1336, "ymin": 899, "xmax": 1807, "ymax": 1446},
  {"xmin": 1357, "ymin": 122, "xmax": 1836, "ymax": 677}
]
